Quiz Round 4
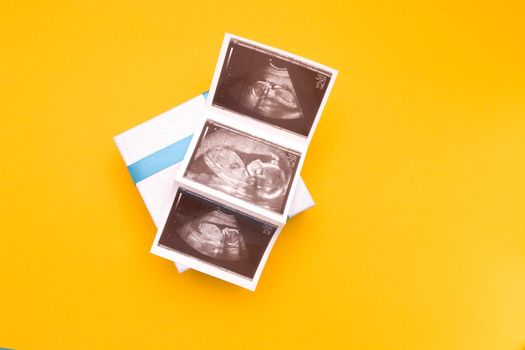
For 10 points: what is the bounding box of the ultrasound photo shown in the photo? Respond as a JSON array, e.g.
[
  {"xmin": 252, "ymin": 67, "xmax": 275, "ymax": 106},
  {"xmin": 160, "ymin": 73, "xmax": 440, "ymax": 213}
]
[
  {"xmin": 157, "ymin": 188, "xmax": 277, "ymax": 280},
  {"xmin": 184, "ymin": 120, "xmax": 300, "ymax": 213},
  {"xmin": 212, "ymin": 37, "xmax": 334, "ymax": 137}
]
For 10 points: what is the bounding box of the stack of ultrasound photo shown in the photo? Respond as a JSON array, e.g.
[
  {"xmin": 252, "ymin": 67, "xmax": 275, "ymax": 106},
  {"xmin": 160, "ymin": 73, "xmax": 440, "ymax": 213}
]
[{"xmin": 151, "ymin": 34, "xmax": 337, "ymax": 290}]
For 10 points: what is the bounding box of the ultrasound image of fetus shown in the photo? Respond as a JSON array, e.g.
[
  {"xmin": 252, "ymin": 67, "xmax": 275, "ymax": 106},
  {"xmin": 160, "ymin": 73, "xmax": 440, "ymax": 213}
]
[
  {"xmin": 186, "ymin": 126, "xmax": 297, "ymax": 213},
  {"xmin": 212, "ymin": 38, "xmax": 334, "ymax": 137},
  {"xmin": 238, "ymin": 61, "xmax": 304, "ymax": 120},
  {"xmin": 177, "ymin": 210, "xmax": 249, "ymax": 261}
]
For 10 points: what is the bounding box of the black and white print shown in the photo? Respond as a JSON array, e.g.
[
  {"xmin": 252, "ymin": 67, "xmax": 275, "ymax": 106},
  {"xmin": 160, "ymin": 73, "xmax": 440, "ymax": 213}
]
[
  {"xmin": 184, "ymin": 120, "xmax": 300, "ymax": 214},
  {"xmin": 158, "ymin": 188, "xmax": 277, "ymax": 280},
  {"xmin": 212, "ymin": 37, "xmax": 333, "ymax": 137}
]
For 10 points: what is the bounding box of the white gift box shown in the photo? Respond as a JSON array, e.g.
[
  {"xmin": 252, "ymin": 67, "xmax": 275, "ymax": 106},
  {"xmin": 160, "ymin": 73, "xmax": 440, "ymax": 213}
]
[{"xmin": 114, "ymin": 93, "xmax": 315, "ymax": 273}]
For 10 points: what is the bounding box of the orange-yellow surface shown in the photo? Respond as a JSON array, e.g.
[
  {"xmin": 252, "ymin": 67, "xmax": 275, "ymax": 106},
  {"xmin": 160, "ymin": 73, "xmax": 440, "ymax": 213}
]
[{"xmin": 1, "ymin": 1, "xmax": 524, "ymax": 349}]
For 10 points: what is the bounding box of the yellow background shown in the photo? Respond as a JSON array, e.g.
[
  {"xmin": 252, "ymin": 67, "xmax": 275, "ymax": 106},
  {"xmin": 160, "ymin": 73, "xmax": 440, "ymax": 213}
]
[{"xmin": 1, "ymin": 1, "xmax": 524, "ymax": 349}]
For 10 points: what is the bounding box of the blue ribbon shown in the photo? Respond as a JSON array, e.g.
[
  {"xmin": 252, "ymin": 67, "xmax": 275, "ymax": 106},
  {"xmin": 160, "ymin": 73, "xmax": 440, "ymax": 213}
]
[
  {"xmin": 127, "ymin": 91, "xmax": 209, "ymax": 184},
  {"xmin": 127, "ymin": 135, "xmax": 193, "ymax": 183}
]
